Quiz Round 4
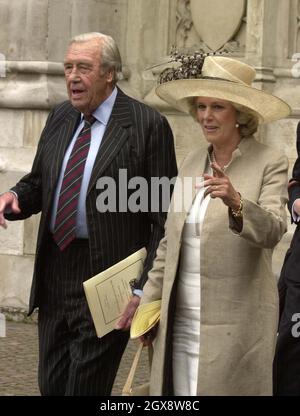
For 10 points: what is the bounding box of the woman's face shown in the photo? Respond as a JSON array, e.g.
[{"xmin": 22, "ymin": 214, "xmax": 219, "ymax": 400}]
[{"xmin": 195, "ymin": 97, "xmax": 239, "ymax": 145}]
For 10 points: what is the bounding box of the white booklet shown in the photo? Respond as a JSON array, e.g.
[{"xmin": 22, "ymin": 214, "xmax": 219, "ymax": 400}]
[{"xmin": 83, "ymin": 247, "xmax": 147, "ymax": 338}]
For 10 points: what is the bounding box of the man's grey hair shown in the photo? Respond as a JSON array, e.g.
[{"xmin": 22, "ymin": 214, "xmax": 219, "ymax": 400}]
[{"xmin": 70, "ymin": 32, "xmax": 123, "ymax": 84}]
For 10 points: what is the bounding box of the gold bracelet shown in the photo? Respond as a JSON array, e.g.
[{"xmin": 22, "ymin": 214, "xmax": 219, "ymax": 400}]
[{"xmin": 231, "ymin": 196, "xmax": 243, "ymax": 218}]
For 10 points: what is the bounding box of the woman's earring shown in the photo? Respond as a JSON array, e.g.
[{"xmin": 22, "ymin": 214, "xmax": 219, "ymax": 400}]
[{"xmin": 235, "ymin": 123, "xmax": 239, "ymax": 128}]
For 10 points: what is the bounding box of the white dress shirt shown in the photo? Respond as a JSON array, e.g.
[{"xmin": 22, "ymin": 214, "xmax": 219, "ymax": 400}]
[{"xmin": 50, "ymin": 87, "xmax": 117, "ymax": 237}]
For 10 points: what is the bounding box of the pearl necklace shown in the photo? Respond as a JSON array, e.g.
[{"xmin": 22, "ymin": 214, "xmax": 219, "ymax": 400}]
[{"xmin": 207, "ymin": 150, "xmax": 229, "ymax": 172}]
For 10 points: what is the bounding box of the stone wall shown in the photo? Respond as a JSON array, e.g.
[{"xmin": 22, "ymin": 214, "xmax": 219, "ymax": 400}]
[{"xmin": 0, "ymin": 0, "xmax": 299, "ymax": 313}]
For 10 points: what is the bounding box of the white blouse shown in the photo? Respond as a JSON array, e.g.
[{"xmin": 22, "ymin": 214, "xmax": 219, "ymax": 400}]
[{"xmin": 172, "ymin": 183, "xmax": 211, "ymax": 396}]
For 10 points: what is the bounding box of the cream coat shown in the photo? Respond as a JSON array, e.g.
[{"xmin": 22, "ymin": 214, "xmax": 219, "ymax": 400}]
[{"xmin": 141, "ymin": 137, "xmax": 288, "ymax": 396}]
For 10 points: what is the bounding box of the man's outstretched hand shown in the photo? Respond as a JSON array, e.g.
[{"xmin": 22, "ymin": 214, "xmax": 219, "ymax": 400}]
[{"xmin": 0, "ymin": 192, "xmax": 21, "ymax": 229}]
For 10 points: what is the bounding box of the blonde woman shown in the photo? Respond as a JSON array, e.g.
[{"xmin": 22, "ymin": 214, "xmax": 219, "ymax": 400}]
[{"xmin": 136, "ymin": 55, "xmax": 290, "ymax": 396}]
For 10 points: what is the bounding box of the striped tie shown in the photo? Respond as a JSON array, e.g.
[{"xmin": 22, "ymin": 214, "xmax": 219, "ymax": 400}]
[{"xmin": 53, "ymin": 117, "xmax": 95, "ymax": 250}]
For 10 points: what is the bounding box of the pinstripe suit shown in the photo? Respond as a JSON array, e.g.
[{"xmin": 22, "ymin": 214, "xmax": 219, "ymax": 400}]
[{"xmin": 6, "ymin": 87, "xmax": 177, "ymax": 395}]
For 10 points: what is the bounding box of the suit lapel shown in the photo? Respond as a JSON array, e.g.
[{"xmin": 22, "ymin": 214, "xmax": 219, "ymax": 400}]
[{"xmin": 87, "ymin": 89, "xmax": 132, "ymax": 194}]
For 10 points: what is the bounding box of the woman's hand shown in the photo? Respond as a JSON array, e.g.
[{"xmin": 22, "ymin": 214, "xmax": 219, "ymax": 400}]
[
  {"xmin": 202, "ymin": 161, "xmax": 241, "ymax": 211},
  {"xmin": 139, "ymin": 324, "xmax": 158, "ymax": 346}
]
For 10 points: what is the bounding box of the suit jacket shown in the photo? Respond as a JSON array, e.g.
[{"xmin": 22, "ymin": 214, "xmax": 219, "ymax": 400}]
[
  {"xmin": 277, "ymin": 120, "xmax": 300, "ymax": 325},
  {"xmin": 291, "ymin": 121, "xmax": 300, "ymax": 181},
  {"xmin": 289, "ymin": 121, "xmax": 300, "ymax": 214},
  {"xmin": 141, "ymin": 137, "xmax": 288, "ymax": 395},
  {"xmin": 6, "ymin": 88, "xmax": 177, "ymax": 314},
  {"xmin": 274, "ymin": 123, "xmax": 300, "ymax": 396}
]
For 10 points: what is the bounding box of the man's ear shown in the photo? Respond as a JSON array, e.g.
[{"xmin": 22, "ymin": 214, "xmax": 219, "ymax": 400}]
[{"xmin": 106, "ymin": 69, "xmax": 114, "ymax": 83}]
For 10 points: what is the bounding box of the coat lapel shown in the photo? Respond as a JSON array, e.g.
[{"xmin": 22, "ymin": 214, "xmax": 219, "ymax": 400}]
[
  {"xmin": 87, "ymin": 89, "xmax": 132, "ymax": 194},
  {"xmin": 171, "ymin": 146, "xmax": 208, "ymax": 239}
]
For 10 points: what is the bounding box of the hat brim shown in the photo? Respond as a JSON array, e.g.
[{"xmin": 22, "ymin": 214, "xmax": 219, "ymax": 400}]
[{"xmin": 156, "ymin": 79, "xmax": 291, "ymax": 123}]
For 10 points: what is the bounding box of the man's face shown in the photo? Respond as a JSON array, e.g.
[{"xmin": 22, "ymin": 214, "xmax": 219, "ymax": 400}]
[{"xmin": 64, "ymin": 39, "xmax": 113, "ymax": 116}]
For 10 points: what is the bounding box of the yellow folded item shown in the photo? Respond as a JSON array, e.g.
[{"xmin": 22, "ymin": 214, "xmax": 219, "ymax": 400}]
[{"xmin": 130, "ymin": 300, "xmax": 161, "ymax": 339}]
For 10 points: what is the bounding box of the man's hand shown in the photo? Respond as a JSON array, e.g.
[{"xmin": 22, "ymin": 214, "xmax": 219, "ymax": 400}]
[
  {"xmin": 115, "ymin": 295, "xmax": 140, "ymax": 331},
  {"xmin": 0, "ymin": 192, "xmax": 21, "ymax": 229}
]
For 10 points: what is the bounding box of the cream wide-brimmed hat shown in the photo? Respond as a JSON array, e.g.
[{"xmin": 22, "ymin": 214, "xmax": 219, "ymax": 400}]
[{"xmin": 156, "ymin": 56, "xmax": 291, "ymax": 123}]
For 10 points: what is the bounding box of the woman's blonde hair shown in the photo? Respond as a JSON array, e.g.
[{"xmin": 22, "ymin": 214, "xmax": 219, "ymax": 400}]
[{"xmin": 188, "ymin": 97, "xmax": 259, "ymax": 138}]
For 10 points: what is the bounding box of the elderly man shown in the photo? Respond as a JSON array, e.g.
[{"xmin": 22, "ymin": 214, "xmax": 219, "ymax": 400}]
[{"xmin": 0, "ymin": 32, "xmax": 177, "ymax": 395}]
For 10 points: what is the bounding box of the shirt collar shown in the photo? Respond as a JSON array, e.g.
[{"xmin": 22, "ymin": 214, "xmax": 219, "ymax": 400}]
[{"xmin": 80, "ymin": 86, "xmax": 118, "ymax": 126}]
